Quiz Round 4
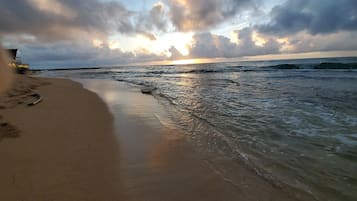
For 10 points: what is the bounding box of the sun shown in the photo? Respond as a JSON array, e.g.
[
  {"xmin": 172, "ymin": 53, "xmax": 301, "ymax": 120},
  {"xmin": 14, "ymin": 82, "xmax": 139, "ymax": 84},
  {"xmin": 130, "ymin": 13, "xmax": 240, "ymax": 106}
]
[{"xmin": 170, "ymin": 59, "xmax": 206, "ymax": 65}]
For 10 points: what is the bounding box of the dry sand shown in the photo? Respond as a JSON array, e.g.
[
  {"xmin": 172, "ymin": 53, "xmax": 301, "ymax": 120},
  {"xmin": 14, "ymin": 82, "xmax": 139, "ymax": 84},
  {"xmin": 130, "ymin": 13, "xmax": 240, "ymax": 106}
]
[{"xmin": 0, "ymin": 75, "xmax": 125, "ymax": 200}]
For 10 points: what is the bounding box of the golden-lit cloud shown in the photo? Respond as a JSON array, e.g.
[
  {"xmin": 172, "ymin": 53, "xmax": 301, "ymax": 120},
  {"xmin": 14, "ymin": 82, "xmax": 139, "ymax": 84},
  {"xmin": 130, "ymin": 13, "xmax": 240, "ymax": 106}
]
[
  {"xmin": 92, "ymin": 39, "xmax": 104, "ymax": 48},
  {"xmin": 28, "ymin": 0, "xmax": 76, "ymax": 18},
  {"xmin": 252, "ymin": 31, "xmax": 267, "ymax": 47},
  {"xmin": 109, "ymin": 32, "xmax": 193, "ymax": 58},
  {"xmin": 92, "ymin": 39, "xmax": 121, "ymax": 50},
  {"xmin": 230, "ymin": 31, "xmax": 240, "ymax": 45},
  {"xmin": 165, "ymin": 32, "xmax": 193, "ymax": 56},
  {"xmin": 108, "ymin": 40, "xmax": 121, "ymax": 50}
]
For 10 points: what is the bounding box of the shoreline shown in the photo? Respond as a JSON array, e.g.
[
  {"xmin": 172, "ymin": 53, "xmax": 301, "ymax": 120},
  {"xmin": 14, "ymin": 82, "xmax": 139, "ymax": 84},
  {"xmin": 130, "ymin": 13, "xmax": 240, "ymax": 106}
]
[
  {"xmin": 0, "ymin": 75, "xmax": 125, "ymax": 200},
  {"xmin": 79, "ymin": 78, "xmax": 313, "ymax": 201},
  {"xmin": 0, "ymin": 75, "xmax": 315, "ymax": 201}
]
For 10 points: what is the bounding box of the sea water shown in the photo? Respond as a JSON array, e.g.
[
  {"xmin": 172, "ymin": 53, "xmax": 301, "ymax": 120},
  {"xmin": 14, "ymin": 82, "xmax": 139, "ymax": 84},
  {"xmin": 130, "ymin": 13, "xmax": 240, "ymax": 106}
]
[{"xmin": 40, "ymin": 57, "xmax": 357, "ymax": 201}]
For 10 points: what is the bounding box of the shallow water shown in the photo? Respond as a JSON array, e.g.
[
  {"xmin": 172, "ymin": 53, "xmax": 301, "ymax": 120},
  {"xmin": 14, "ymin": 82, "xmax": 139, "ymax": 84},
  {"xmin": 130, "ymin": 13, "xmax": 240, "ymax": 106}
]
[{"xmin": 40, "ymin": 57, "xmax": 357, "ymax": 201}]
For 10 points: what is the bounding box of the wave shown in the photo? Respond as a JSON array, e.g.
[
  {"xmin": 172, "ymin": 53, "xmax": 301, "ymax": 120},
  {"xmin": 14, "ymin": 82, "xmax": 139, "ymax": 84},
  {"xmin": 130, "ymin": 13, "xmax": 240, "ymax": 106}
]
[
  {"xmin": 314, "ymin": 63, "xmax": 357, "ymax": 69},
  {"xmin": 115, "ymin": 62, "xmax": 357, "ymax": 77},
  {"xmin": 43, "ymin": 62, "xmax": 357, "ymax": 80},
  {"xmin": 146, "ymin": 84, "xmax": 310, "ymax": 199},
  {"xmin": 185, "ymin": 68, "xmax": 237, "ymax": 74},
  {"xmin": 268, "ymin": 62, "xmax": 357, "ymax": 70},
  {"xmin": 115, "ymin": 78, "xmax": 153, "ymax": 88},
  {"xmin": 269, "ymin": 64, "xmax": 300, "ymax": 69}
]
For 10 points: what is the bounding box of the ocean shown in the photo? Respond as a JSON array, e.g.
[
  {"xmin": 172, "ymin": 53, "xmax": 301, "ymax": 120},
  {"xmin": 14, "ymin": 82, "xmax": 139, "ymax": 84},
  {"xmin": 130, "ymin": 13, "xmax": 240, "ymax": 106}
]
[{"xmin": 39, "ymin": 57, "xmax": 357, "ymax": 201}]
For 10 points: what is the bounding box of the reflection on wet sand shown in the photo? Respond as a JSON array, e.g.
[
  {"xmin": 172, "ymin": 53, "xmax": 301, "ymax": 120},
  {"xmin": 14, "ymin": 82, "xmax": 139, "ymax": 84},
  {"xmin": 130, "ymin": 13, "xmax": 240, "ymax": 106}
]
[{"xmin": 79, "ymin": 79, "xmax": 305, "ymax": 201}]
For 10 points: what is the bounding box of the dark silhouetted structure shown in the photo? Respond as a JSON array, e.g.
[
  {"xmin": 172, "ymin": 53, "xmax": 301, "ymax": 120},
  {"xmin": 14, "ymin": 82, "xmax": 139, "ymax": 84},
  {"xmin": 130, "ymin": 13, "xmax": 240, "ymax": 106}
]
[
  {"xmin": 7, "ymin": 49, "xmax": 18, "ymax": 60},
  {"xmin": 5, "ymin": 49, "xmax": 29, "ymax": 74}
]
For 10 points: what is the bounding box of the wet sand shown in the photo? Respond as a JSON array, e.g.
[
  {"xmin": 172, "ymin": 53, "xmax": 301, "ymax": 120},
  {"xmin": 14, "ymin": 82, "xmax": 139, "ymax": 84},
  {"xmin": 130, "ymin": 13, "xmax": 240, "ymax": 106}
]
[{"xmin": 80, "ymin": 79, "xmax": 312, "ymax": 201}]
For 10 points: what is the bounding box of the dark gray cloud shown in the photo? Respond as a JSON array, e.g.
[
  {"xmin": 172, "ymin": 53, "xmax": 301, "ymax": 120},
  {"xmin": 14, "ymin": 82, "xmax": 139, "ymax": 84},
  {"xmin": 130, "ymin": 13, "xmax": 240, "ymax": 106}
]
[
  {"xmin": 0, "ymin": 0, "xmax": 168, "ymax": 42},
  {"xmin": 0, "ymin": 0, "xmax": 135, "ymax": 41},
  {"xmin": 166, "ymin": 0, "xmax": 256, "ymax": 31},
  {"xmin": 258, "ymin": 0, "xmax": 357, "ymax": 35},
  {"xmin": 20, "ymin": 41, "xmax": 166, "ymax": 68},
  {"xmin": 190, "ymin": 33, "xmax": 238, "ymax": 58},
  {"xmin": 141, "ymin": 2, "xmax": 169, "ymax": 32},
  {"xmin": 281, "ymin": 31, "xmax": 357, "ymax": 53},
  {"xmin": 189, "ymin": 28, "xmax": 280, "ymax": 58},
  {"xmin": 134, "ymin": 2, "xmax": 170, "ymax": 40},
  {"xmin": 234, "ymin": 28, "xmax": 281, "ymax": 56},
  {"xmin": 169, "ymin": 46, "xmax": 186, "ymax": 60},
  {"xmin": 0, "ymin": 0, "xmax": 169, "ymax": 68}
]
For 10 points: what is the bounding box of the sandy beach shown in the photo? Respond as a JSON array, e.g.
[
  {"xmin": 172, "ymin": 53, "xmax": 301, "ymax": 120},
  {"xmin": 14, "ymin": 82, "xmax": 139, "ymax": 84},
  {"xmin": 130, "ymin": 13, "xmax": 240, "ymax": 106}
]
[
  {"xmin": 0, "ymin": 75, "xmax": 313, "ymax": 201},
  {"xmin": 2, "ymin": 0, "xmax": 356, "ymax": 200},
  {"xmin": 0, "ymin": 75, "xmax": 125, "ymax": 200}
]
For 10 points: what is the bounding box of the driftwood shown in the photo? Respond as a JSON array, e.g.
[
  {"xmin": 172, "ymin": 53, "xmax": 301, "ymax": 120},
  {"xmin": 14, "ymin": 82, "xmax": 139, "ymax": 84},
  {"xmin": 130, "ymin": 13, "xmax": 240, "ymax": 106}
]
[
  {"xmin": 141, "ymin": 87, "xmax": 156, "ymax": 95},
  {"xmin": 27, "ymin": 92, "xmax": 43, "ymax": 106}
]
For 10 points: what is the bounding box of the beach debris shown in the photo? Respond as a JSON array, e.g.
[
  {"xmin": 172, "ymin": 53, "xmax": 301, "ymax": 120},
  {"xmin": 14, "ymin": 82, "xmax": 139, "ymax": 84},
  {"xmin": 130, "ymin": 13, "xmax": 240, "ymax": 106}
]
[
  {"xmin": 0, "ymin": 75, "xmax": 47, "ymax": 108},
  {"xmin": 27, "ymin": 92, "xmax": 43, "ymax": 106},
  {"xmin": 141, "ymin": 87, "xmax": 156, "ymax": 95}
]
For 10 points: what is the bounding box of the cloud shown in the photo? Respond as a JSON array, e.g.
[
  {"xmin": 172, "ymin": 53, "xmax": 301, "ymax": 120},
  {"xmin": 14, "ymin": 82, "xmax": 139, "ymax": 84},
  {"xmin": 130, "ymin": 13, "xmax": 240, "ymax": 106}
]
[
  {"xmin": 142, "ymin": 2, "xmax": 169, "ymax": 32},
  {"xmin": 189, "ymin": 28, "xmax": 280, "ymax": 58},
  {"xmin": 132, "ymin": 2, "xmax": 170, "ymax": 40},
  {"xmin": 0, "ymin": 0, "xmax": 168, "ymax": 42},
  {"xmin": 189, "ymin": 32, "xmax": 237, "ymax": 58},
  {"xmin": 20, "ymin": 40, "xmax": 166, "ymax": 68},
  {"xmin": 28, "ymin": 0, "xmax": 76, "ymax": 18},
  {"xmin": 2, "ymin": 0, "xmax": 356, "ymax": 68},
  {"xmin": 278, "ymin": 31, "xmax": 357, "ymax": 53},
  {"xmin": 0, "ymin": 0, "xmax": 132, "ymax": 42},
  {"xmin": 258, "ymin": 0, "xmax": 357, "ymax": 36},
  {"xmin": 0, "ymin": 0, "xmax": 172, "ymax": 68},
  {"xmin": 169, "ymin": 46, "xmax": 186, "ymax": 60},
  {"xmin": 166, "ymin": 0, "xmax": 255, "ymax": 31}
]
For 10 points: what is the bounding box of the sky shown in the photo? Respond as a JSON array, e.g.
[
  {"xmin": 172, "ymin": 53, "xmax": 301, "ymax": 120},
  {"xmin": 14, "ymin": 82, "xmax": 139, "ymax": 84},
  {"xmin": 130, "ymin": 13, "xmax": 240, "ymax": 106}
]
[{"xmin": 1, "ymin": 0, "xmax": 357, "ymax": 68}]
